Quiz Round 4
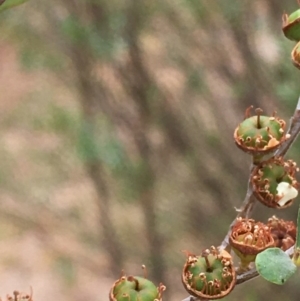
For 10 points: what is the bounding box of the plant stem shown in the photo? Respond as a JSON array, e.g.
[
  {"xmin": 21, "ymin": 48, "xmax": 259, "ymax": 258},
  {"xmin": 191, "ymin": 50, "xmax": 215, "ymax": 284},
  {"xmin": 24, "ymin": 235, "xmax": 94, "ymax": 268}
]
[{"xmin": 275, "ymin": 95, "xmax": 300, "ymax": 157}]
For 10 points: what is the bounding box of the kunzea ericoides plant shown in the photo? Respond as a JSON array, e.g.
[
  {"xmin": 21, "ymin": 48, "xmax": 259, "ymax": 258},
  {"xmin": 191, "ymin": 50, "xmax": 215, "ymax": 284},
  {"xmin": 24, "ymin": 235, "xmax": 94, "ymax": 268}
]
[
  {"xmin": 109, "ymin": 266, "xmax": 166, "ymax": 301},
  {"xmin": 111, "ymin": 3, "xmax": 300, "ymax": 301},
  {"xmin": 181, "ymin": 247, "xmax": 236, "ymax": 299},
  {"xmin": 251, "ymin": 157, "xmax": 299, "ymax": 209},
  {"xmin": 233, "ymin": 107, "xmax": 289, "ymax": 163},
  {"xmin": 229, "ymin": 218, "xmax": 275, "ymax": 270}
]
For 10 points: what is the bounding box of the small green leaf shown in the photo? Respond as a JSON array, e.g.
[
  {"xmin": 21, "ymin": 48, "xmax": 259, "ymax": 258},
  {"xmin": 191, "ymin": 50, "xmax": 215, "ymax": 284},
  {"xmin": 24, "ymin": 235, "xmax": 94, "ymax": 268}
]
[
  {"xmin": 0, "ymin": 0, "xmax": 28, "ymax": 12},
  {"xmin": 255, "ymin": 247, "xmax": 297, "ymax": 285}
]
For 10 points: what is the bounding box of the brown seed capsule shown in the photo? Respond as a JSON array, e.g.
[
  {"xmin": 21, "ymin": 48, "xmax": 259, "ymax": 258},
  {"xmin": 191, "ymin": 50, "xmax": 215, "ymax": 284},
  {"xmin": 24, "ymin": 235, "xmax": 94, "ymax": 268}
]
[
  {"xmin": 267, "ymin": 216, "xmax": 296, "ymax": 251},
  {"xmin": 251, "ymin": 157, "xmax": 299, "ymax": 209},
  {"xmin": 229, "ymin": 218, "xmax": 274, "ymax": 269},
  {"xmin": 182, "ymin": 247, "xmax": 236, "ymax": 299}
]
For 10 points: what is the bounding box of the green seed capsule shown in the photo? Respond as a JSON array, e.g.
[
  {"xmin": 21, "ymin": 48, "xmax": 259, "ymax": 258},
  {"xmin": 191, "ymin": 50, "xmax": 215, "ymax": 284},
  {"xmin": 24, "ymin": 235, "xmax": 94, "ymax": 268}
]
[
  {"xmin": 109, "ymin": 270, "xmax": 166, "ymax": 301},
  {"xmin": 234, "ymin": 107, "xmax": 288, "ymax": 158},
  {"xmin": 182, "ymin": 247, "xmax": 236, "ymax": 299},
  {"xmin": 282, "ymin": 9, "xmax": 300, "ymax": 41},
  {"xmin": 251, "ymin": 157, "xmax": 299, "ymax": 209}
]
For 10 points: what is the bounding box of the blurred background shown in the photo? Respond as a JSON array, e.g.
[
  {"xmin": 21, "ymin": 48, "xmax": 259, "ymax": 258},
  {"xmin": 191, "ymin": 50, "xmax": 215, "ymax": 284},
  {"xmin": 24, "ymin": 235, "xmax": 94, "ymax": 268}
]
[{"xmin": 0, "ymin": 0, "xmax": 300, "ymax": 300}]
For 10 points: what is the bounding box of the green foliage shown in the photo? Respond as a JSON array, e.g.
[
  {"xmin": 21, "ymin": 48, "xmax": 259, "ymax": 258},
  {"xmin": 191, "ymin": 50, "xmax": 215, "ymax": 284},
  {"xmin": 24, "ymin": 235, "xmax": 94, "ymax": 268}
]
[
  {"xmin": 60, "ymin": 13, "xmax": 125, "ymax": 60},
  {"xmin": 76, "ymin": 119, "xmax": 126, "ymax": 170},
  {"xmin": 76, "ymin": 121, "xmax": 100, "ymax": 163},
  {"xmin": 255, "ymin": 248, "xmax": 297, "ymax": 285},
  {"xmin": 218, "ymin": 0, "xmax": 244, "ymax": 23},
  {"xmin": 61, "ymin": 15, "xmax": 89, "ymax": 45},
  {"xmin": 183, "ymin": 0, "xmax": 207, "ymax": 20},
  {"xmin": 54, "ymin": 256, "xmax": 76, "ymax": 286},
  {"xmin": 46, "ymin": 105, "xmax": 78, "ymax": 135},
  {"xmin": 20, "ymin": 46, "xmax": 66, "ymax": 71},
  {"xmin": 0, "ymin": 0, "xmax": 28, "ymax": 12}
]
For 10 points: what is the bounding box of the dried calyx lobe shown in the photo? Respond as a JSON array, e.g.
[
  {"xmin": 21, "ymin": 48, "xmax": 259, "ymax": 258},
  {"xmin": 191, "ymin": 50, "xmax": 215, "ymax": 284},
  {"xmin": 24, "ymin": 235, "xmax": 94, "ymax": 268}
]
[
  {"xmin": 234, "ymin": 107, "xmax": 288, "ymax": 156},
  {"xmin": 251, "ymin": 157, "xmax": 299, "ymax": 209},
  {"xmin": 182, "ymin": 246, "xmax": 236, "ymax": 300}
]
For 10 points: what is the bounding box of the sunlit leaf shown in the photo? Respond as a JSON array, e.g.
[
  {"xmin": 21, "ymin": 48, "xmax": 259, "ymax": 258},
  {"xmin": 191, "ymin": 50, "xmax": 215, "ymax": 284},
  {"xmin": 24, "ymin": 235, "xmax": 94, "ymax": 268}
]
[{"xmin": 255, "ymin": 247, "xmax": 297, "ymax": 285}]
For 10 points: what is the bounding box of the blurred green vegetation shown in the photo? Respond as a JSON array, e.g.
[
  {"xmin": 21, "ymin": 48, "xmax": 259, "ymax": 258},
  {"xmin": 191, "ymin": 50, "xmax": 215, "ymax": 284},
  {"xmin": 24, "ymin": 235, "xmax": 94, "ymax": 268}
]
[{"xmin": 0, "ymin": 0, "xmax": 300, "ymax": 300}]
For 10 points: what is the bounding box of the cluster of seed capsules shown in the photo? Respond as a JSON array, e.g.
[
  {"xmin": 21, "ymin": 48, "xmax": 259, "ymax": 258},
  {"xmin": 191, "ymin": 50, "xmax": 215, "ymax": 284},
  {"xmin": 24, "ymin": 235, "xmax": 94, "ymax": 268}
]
[
  {"xmin": 234, "ymin": 105, "xmax": 299, "ymax": 209},
  {"xmin": 109, "ymin": 7, "xmax": 300, "ymax": 301},
  {"xmin": 181, "ymin": 22, "xmax": 300, "ymax": 298},
  {"xmin": 182, "ymin": 19, "xmax": 300, "ymax": 297},
  {"xmin": 109, "ymin": 109, "xmax": 299, "ymax": 301},
  {"xmin": 181, "ymin": 101, "xmax": 300, "ymax": 298},
  {"xmin": 181, "ymin": 216, "xmax": 297, "ymax": 300}
]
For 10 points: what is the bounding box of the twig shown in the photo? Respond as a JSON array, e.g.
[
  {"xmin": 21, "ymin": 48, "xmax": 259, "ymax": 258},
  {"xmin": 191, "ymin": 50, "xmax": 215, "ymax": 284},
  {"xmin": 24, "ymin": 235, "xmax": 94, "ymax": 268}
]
[
  {"xmin": 180, "ymin": 95, "xmax": 300, "ymax": 301},
  {"xmin": 275, "ymin": 95, "xmax": 300, "ymax": 157},
  {"xmin": 220, "ymin": 168, "xmax": 256, "ymax": 250}
]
